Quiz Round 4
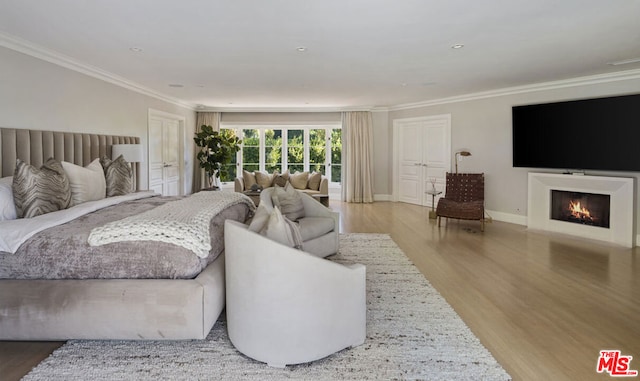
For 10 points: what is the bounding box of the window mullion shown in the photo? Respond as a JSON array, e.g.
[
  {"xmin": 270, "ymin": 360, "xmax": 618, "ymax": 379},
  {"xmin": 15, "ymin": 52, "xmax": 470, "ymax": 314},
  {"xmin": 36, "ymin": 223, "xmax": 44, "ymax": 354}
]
[{"xmin": 304, "ymin": 128, "xmax": 310, "ymax": 172}]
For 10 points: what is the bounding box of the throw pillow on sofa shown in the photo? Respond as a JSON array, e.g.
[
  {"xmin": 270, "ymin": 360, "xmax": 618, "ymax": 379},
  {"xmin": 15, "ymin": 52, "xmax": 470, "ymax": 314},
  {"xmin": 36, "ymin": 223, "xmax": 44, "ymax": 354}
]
[
  {"xmin": 274, "ymin": 181, "xmax": 305, "ymax": 221},
  {"xmin": 254, "ymin": 171, "xmax": 275, "ymax": 189},
  {"xmin": 264, "ymin": 206, "xmax": 303, "ymax": 249},
  {"xmin": 248, "ymin": 203, "xmax": 303, "ymax": 250},
  {"xmin": 308, "ymin": 171, "xmax": 322, "ymax": 191},
  {"xmin": 243, "ymin": 170, "xmax": 257, "ymax": 190},
  {"xmin": 289, "ymin": 171, "xmax": 309, "ymax": 190},
  {"xmin": 272, "ymin": 170, "xmax": 289, "ymax": 187}
]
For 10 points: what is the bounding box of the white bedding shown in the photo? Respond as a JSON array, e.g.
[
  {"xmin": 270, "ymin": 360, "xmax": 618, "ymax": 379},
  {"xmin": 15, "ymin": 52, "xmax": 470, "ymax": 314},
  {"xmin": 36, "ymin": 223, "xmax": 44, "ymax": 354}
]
[{"xmin": 0, "ymin": 191, "xmax": 157, "ymax": 254}]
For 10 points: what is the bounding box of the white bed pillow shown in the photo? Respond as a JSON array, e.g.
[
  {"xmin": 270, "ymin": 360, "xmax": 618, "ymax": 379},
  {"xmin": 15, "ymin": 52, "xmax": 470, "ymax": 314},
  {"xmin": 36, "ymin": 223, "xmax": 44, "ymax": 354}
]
[
  {"xmin": 0, "ymin": 176, "xmax": 17, "ymax": 221},
  {"xmin": 61, "ymin": 159, "xmax": 107, "ymax": 206}
]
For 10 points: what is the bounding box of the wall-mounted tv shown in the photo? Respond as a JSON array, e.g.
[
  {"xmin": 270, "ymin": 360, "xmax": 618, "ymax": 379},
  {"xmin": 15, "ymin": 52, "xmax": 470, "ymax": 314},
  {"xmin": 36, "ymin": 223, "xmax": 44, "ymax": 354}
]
[{"xmin": 512, "ymin": 93, "xmax": 640, "ymax": 172}]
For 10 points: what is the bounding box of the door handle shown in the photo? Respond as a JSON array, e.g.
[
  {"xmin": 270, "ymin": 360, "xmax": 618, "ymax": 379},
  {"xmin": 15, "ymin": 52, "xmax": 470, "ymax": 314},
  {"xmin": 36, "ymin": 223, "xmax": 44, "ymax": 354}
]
[
  {"xmin": 414, "ymin": 163, "xmax": 421, "ymax": 166},
  {"xmin": 422, "ymin": 164, "xmax": 428, "ymax": 167},
  {"xmin": 163, "ymin": 163, "xmax": 171, "ymax": 168}
]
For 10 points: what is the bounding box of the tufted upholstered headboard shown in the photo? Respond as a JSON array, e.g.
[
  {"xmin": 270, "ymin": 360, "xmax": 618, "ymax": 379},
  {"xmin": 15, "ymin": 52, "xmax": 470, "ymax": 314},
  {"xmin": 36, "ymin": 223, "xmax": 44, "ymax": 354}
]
[{"xmin": 0, "ymin": 128, "xmax": 141, "ymax": 190}]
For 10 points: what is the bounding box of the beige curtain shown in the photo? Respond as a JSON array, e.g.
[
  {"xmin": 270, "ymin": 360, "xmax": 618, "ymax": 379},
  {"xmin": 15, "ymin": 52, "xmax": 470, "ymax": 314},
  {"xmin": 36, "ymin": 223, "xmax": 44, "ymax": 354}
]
[
  {"xmin": 193, "ymin": 112, "xmax": 221, "ymax": 192},
  {"xmin": 341, "ymin": 111, "xmax": 374, "ymax": 203}
]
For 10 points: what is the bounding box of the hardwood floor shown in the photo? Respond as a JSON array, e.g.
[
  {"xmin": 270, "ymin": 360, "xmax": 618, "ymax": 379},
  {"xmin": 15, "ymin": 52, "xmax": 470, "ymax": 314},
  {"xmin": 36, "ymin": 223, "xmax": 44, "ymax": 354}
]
[{"xmin": 2, "ymin": 201, "xmax": 639, "ymax": 380}]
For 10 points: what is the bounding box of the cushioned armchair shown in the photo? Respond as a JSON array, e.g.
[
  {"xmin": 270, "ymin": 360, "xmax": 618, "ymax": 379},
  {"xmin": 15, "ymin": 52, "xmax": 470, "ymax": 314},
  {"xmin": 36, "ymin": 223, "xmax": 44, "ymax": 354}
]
[
  {"xmin": 259, "ymin": 187, "xmax": 339, "ymax": 257},
  {"xmin": 224, "ymin": 220, "xmax": 367, "ymax": 368},
  {"xmin": 436, "ymin": 173, "xmax": 485, "ymax": 231}
]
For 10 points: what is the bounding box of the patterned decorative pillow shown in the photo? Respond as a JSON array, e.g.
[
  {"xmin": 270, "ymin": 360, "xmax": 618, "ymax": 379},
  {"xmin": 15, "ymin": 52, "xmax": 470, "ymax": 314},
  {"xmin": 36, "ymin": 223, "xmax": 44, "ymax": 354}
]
[
  {"xmin": 272, "ymin": 170, "xmax": 289, "ymax": 187},
  {"xmin": 274, "ymin": 181, "xmax": 305, "ymax": 221},
  {"xmin": 12, "ymin": 158, "xmax": 71, "ymax": 218},
  {"xmin": 61, "ymin": 159, "xmax": 106, "ymax": 206},
  {"xmin": 308, "ymin": 171, "xmax": 322, "ymax": 191},
  {"xmin": 289, "ymin": 171, "xmax": 309, "ymax": 190},
  {"xmin": 100, "ymin": 155, "xmax": 133, "ymax": 197}
]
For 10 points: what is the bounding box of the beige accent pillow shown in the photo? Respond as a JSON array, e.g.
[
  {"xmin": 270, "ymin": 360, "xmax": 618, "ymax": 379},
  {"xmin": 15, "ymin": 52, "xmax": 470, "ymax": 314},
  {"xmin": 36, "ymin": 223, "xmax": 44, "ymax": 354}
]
[
  {"xmin": 255, "ymin": 171, "xmax": 274, "ymax": 189},
  {"xmin": 61, "ymin": 159, "xmax": 107, "ymax": 206},
  {"xmin": 289, "ymin": 171, "xmax": 309, "ymax": 190},
  {"xmin": 274, "ymin": 181, "xmax": 305, "ymax": 221},
  {"xmin": 243, "ymin": 170, "xmax": 257, "ymax": 190},
  {"xmin": 308, "ymin": 171, "xmax": 322, "ymax": 191},
  {"xmin": 263, "ymin": 206, "xmax": 303, "ymax": 249}
]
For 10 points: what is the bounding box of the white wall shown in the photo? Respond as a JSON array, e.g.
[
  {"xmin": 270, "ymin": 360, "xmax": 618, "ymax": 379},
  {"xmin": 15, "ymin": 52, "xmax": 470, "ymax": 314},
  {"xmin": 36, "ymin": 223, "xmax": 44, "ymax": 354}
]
[
  {"xmin": 0, "ymin": 46, "xmax": 197, "ymax": 192},
  {"xmin": 388, "ymin": 78, "xmax": 640, "ymax": 229}
]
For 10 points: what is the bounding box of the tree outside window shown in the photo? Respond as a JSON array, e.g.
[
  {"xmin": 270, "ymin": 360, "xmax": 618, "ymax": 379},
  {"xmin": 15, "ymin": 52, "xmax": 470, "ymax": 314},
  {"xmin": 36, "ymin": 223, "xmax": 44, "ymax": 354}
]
[
  {"xmin": 265, "ymin": 129, "xmax": 282, "ymax": 173},
  {"xmin": 242, "ymin": 129, "xmax": 260, "ymax": 173},
  {"xmin": 287, "ymin": 129, "xmax": 304, "ymax": 173},
  {"xmin": 331, "ymin": 128, "xmax": 342, "ymax": 183},
  {"xmin": 309, "ymin": 129, "xmax": 326, "ymax": 175}
]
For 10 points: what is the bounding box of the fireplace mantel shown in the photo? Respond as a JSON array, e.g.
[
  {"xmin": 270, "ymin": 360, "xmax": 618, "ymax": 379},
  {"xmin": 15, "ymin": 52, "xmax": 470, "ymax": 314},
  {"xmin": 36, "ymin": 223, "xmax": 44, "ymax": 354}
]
[{"xmin": 527, "ymin": 173, "xmax": 635, "ymax": 247}]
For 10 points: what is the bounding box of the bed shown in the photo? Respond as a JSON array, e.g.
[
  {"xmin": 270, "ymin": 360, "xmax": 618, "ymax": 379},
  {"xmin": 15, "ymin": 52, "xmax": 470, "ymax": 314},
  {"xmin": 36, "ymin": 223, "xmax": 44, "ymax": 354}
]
[{"xmin": 0, "ymin": 128, "xmax": 253, "ymax": 340}]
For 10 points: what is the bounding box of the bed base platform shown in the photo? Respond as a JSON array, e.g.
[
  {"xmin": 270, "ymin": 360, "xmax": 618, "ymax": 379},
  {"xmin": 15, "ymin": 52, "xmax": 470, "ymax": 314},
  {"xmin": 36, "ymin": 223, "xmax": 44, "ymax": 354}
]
[{"xmin": 0, "ymin": 254, "xmax": 225, "ymax": 341}]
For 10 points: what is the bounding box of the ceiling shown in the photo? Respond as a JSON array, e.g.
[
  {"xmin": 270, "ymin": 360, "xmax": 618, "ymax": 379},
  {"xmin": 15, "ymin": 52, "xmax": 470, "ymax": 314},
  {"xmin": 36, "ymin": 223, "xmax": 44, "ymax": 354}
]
[{"xmin": 1, "ymin": 0, "xmax": 639, "ymax": 111}]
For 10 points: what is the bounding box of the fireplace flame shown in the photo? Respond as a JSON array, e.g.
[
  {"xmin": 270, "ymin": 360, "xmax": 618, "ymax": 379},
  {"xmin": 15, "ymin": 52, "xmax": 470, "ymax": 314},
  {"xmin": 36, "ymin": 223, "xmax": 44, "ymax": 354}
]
[{"xmin": 569, "ymin": 200, "xmax": 591, "ymax": 220}]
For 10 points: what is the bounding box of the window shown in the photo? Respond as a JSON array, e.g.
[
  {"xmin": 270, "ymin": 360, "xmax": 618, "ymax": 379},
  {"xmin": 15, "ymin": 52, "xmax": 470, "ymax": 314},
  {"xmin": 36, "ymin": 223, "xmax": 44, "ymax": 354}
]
[
  {"xmin": 287, "ymin": 129, "xmax": 304, "ymax": 173},
  {"xmin": 222, "ymin": 125, "xmax": 342, "ymax": 184},
  {"xmin": 242, "ymin": 129, "xmax": 260, "ymax": 173},
  {"xmin": 264, "ymin": 129, "xmax": 282, "ymax": 173},
  {"xmin": 219, "ymin": 129, "xmax": 240, "ymax": 182}
]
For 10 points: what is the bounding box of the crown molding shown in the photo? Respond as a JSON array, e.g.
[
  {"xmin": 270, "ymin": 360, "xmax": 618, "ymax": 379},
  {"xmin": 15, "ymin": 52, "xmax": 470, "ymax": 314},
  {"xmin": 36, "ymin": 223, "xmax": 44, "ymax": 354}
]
[
  {"xmin": 0, "ymin": 31, "xmax": 197, "ymax": 111},
  {"xmin": 389, "ymin": 68, "xmax": 640, "ymax": 111},
  {"xmin": 200, "ymin": 106, "xmax": 378, "ymax": 113},
  {"xmin": 3, "ymin": 30, "xmax": 639, "ymax": 114}
]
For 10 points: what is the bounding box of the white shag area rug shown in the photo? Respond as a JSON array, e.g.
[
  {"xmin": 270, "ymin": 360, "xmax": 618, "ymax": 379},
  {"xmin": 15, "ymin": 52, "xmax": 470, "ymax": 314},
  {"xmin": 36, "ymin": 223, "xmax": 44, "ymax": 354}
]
[{"xmin": 24, "ymin": 233, "xmax": 511, "ymax": 381}]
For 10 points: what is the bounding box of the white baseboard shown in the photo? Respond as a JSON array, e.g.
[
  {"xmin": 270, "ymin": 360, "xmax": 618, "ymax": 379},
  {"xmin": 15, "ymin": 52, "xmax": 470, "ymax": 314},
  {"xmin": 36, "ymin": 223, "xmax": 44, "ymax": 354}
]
[
  {"xmin": 484, "ymin": 209, "xmax": 527, "ymax": 226},
  {"xmin": 374, "ymin": 194, "xmax": 393, "ymax": 201}
]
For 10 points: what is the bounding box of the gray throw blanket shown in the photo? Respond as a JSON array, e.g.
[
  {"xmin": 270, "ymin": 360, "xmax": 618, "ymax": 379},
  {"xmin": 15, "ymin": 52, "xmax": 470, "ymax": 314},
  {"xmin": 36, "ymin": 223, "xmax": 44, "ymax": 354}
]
[{"xmin": 88, "ymin": 191, "xmax": 255, "ymax": 258}]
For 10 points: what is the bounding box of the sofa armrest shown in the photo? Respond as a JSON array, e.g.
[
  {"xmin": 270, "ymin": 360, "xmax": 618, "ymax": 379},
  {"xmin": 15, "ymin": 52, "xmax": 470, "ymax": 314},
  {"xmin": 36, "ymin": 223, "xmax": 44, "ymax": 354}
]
[
  {"xmin": 234, "ymin": 177, "xmax": 245, "ymax": 192},
  {"xmin": 319, "ymin": 177, "xmax": 329, "ymax": 194}
]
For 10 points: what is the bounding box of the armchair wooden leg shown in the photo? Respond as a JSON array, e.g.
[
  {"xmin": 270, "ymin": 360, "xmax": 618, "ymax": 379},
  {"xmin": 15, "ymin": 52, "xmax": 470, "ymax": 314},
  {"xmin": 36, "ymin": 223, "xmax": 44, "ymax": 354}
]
[
  {"xmin": 481, "ymin": 218, "xmax": 485, "ymax": 232},
  {"xmin": 437, "ymin": 216, "xmax": 441, "ymax": 227}
]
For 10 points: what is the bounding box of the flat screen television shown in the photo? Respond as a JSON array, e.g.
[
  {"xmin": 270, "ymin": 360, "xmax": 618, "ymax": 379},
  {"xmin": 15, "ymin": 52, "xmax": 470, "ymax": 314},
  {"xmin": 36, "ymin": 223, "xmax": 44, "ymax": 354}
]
[{"xmin": 512, "ymin": 93, "xmax": 640, "ymax": 172}]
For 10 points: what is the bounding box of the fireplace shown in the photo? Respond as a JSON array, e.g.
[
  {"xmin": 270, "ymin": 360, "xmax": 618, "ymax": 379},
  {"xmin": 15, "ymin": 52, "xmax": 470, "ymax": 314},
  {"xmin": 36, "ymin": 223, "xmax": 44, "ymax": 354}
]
[
  {"xmin": 527, "ymin": 173, "xmax": 634, "ymax": 247},
  {"xmin": 550, "ymin": 190, "xmax": 610, "ymax": 228}
]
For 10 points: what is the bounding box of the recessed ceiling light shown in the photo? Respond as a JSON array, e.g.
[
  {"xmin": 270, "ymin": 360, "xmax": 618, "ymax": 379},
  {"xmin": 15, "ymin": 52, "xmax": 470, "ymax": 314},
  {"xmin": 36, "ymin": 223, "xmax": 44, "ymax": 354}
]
[
  {"xmin": 296, "ymin": 47, "xmax": 307, "ymax": 52},
  {"xmin": 401, "ymin": 83, "xmax": 408, "ymax": 87},
  {"xmin": 129, "ymin": 47, "xmax": 143, "ymax": 52},
  {"xmin": 451, "ymin": 44, "xmax": 464, "ymax": 49},
  {"xmin": 168, "ymin": 84, "xmax": 184, "ymax": 88}
]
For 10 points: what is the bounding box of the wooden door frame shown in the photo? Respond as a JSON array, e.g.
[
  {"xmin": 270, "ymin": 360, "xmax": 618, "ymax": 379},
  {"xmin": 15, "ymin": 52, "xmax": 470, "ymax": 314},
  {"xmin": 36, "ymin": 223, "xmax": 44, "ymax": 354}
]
[
  {"xmin": 148, "ymin": 108, "xmax": 186, "ymax": 195},
  {"xmin": 392, "ymin": 114, "xmax": 451, "ymax": 203}
]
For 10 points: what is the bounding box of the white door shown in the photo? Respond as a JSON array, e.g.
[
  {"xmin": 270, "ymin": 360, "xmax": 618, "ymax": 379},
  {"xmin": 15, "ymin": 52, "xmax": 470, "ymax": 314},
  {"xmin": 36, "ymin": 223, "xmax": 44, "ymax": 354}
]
[
  {"xmin": 394, "ymin": 115, "xmax": 451, "ymax": 207},
  {"xmin": 149, "ymin": 117, "xmax": 182, "ymax": 196}
]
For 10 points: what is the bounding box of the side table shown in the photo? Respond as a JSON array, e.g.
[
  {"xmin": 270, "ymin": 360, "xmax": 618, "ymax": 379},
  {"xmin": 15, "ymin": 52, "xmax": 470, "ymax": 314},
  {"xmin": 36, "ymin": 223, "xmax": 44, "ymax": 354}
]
[
  {"xmin": 243, "ymin": 191, "xmax": 262, "ymax": 207},
  {"xmin": 311, "ymin": 194, "xmax": 330, "ymax": 207},
  {"xmin": 425, "ymin": 189, "xmax": 442, "ymax": 219}
]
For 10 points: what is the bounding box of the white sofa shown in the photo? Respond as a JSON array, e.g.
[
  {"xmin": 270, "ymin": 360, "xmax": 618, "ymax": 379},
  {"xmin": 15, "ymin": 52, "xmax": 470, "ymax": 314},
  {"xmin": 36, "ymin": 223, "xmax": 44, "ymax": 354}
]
[
  {"xmin": 224, "ymin": 219, "xmax": 367, "ymax": 368},
  {"xmin": 259, "ymin": 187, "xmax": 339, "ymax": 257}
]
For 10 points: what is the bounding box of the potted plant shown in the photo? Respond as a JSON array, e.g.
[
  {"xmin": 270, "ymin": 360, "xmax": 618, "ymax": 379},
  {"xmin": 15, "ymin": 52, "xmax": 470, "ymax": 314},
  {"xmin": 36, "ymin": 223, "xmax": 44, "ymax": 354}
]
[{"xmin": 194, "ymin": 125, "xmax": 242, "ymax": 189}]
